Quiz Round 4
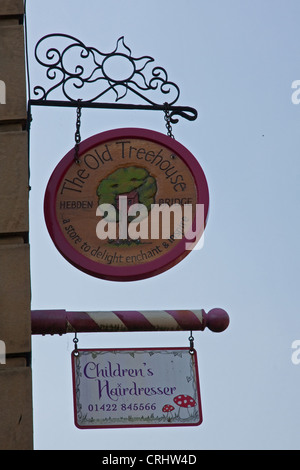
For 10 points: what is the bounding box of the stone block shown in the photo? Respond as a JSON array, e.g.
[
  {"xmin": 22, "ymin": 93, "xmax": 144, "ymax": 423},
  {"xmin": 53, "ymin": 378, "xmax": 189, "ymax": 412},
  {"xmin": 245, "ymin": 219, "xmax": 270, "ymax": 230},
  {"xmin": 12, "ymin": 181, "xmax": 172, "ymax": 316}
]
[
  {"xmin": 0, "ymin": 0, "xmax": 24, "ymax": 16},
  {"xmin": 0, "ymin": 25, "xmax": 27, "ymax": 122},
  {"xmin": 0, "ymin": 244, "xmax": 31, "ymax": 354},
  {"xmin": 0, "ymin": 365, "xmax": 33, "ymax": 450},
  {"xmin": 0, "ymin": 131, "xmax": 29, "ymax": 234}
]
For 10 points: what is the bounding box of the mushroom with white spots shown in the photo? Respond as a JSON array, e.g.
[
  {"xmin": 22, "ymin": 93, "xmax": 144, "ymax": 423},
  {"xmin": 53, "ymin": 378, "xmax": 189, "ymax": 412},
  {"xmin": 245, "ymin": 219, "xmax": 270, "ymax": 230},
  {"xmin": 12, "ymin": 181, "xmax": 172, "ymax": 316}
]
[
  {"xmin": 162, "ymin": 404, "xmax": 175, "ymax": 421},
  {"xmin": 173, "ymin": 394, "xmax": 196, "ymax": 418}
]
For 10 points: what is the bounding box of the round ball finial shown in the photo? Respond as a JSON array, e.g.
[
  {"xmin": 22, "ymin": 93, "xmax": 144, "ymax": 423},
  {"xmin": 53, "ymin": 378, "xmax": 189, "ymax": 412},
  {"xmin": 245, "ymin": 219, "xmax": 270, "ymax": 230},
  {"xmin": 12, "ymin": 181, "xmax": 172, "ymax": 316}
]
[{"xmin": 206, "ymin": 308, "xmax": 230, "ymax": 332}]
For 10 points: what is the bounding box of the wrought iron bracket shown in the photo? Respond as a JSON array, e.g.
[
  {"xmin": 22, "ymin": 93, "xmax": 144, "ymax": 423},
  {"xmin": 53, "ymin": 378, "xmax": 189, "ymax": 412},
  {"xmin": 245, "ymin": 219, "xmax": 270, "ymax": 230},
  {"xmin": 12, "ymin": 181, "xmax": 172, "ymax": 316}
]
[{"xmin": 28, "ymin": 34, "xmax": 197, "ymax": 124}]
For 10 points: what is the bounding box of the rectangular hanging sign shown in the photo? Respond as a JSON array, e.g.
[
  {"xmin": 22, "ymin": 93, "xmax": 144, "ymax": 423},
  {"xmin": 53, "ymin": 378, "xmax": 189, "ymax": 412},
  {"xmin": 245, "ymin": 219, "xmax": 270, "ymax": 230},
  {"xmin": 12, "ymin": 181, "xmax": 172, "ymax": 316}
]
[{"xmin": 71, "ymin": 347, "xmax": 202, "ymax": 429}]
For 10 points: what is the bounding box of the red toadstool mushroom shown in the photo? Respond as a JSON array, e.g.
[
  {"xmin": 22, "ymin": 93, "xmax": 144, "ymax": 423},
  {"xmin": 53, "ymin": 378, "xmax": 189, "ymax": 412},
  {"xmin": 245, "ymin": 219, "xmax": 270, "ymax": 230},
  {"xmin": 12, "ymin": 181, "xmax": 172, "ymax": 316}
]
[
  {"xmin": 173, "ymin": 394, "xmax": 196, "ymax": 418},
  {"xmin": 162, "ymin": 404, "xmax": 175, "ymax": 420}
]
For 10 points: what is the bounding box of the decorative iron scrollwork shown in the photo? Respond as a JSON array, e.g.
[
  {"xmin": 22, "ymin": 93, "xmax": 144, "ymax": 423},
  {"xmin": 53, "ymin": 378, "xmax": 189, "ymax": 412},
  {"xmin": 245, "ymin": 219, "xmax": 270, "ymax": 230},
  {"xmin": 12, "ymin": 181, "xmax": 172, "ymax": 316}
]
[{"xmin": 30, "ymin": 34, "xmax": 197, "ymax": 123}]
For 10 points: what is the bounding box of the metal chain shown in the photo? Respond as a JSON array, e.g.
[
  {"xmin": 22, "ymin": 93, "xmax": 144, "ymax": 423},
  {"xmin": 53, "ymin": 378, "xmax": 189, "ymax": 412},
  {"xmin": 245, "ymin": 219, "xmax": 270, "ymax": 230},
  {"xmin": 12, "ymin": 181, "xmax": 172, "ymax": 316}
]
[
  {"xmin": 74, "ymin": 99, "xmax": 82, "ymax": 164},
  {"xmin": 164, "ymin": 102, "xmax": 175, "ymax": 139},
  {"xmin": 73, "ymin": 332, "xmax": 79, "ymax": 356},
  {"xmin": 189, "ymin": 331, "xmax": 195, "ymax": 355}
]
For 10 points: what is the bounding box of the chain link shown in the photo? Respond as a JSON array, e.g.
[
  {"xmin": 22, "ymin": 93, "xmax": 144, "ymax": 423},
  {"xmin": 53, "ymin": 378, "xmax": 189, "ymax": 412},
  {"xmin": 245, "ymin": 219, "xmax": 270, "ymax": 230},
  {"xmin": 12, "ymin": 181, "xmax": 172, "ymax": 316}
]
[
  {"xmin": 164, "ymin": 102, "xmax": 175, "ymax": 139},
  {"xmin": 73, "ymin": 332, "xmax": 79, "ymax": 356},
  {"xmin": 189, "ymin": 331, "xmax": 195, "ymax": 355},
  {"xmin": 74, "ymin": 99, "xmax": 82, "ymax": 164}
]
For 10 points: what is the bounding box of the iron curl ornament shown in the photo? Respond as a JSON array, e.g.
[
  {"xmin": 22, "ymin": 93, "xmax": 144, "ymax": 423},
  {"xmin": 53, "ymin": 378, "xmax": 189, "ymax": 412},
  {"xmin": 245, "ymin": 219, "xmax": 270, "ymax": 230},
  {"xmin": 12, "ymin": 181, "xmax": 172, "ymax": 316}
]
[{"xmin": 29, "ymin": 34, "xmax": 197, "ymax": 124}]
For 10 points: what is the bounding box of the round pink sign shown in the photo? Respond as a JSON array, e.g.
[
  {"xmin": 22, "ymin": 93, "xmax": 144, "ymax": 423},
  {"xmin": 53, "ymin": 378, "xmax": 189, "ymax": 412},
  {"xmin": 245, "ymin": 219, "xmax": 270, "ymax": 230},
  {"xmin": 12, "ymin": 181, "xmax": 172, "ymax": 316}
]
[{"xmin": 44, "ymin": 128, "xmax": 209, "ymax": 281}]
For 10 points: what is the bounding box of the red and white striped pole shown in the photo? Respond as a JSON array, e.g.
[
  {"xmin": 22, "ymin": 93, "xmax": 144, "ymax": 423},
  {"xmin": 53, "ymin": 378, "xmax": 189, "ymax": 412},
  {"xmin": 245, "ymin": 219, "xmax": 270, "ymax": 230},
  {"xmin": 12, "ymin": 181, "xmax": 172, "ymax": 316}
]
[{"xmin": 31, "ymin": 308, "xmax": 229, "ymax": 335}]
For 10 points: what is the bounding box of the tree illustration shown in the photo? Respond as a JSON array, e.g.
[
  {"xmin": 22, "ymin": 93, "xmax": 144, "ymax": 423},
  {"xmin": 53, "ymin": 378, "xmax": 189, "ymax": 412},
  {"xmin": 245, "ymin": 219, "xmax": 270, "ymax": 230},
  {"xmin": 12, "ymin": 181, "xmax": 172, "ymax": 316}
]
[{"xmin": 96, "ymin": 166, "xmax": 157, "ymax": 222}]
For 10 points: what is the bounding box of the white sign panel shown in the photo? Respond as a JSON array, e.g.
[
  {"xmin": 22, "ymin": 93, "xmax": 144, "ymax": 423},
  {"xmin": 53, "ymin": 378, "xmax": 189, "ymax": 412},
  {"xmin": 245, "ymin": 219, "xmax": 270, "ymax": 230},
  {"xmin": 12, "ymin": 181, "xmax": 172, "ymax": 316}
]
[{"xmin": 72, "ymin": 348, "xmax": 202, "ymax": 429}]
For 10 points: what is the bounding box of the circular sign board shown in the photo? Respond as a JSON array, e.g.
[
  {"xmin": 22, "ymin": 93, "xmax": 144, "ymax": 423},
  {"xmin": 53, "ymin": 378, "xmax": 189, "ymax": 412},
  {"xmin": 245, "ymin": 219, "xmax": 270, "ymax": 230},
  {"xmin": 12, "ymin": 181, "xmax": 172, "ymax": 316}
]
[{"xmin": 44, "ymin": 128, "xmax": 209, "ymax": 281}]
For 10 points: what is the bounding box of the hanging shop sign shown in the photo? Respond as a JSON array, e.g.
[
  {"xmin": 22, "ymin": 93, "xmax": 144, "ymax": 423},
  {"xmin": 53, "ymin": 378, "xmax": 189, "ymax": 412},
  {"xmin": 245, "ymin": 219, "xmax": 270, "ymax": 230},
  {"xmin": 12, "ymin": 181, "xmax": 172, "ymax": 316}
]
[
  {"xmin": 71, "ymin": 348, "xmax": 202, "ymax": 429},
  {"xmin": 44, "ymin": 128, "xmax": 209, "ymax": 281}
]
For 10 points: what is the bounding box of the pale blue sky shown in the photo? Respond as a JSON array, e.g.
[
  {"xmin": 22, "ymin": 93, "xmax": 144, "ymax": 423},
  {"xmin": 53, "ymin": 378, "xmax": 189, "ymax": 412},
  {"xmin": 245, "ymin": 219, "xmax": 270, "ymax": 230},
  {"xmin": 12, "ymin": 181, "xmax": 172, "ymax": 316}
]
[{"xmin": 26, "ymin": 0, "xmax": 300, "ymax": 449}]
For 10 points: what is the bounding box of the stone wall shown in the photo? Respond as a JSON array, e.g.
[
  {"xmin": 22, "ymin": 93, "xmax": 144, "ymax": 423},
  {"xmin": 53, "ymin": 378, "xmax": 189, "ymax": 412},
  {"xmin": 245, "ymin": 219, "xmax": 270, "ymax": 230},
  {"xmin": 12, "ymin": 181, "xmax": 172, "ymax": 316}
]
[{"xmin": 0, "ymin": 0, "xmax": 33, "ymax": 450}]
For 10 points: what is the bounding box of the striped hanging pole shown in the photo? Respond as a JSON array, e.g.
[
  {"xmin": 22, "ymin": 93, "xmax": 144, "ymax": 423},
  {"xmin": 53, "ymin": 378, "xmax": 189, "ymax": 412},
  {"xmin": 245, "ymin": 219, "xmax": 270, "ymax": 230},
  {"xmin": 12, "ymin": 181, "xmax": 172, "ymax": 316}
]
[{"xmin": 31, "ymin": 308, "xmax": 229, "ymax": 335}]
